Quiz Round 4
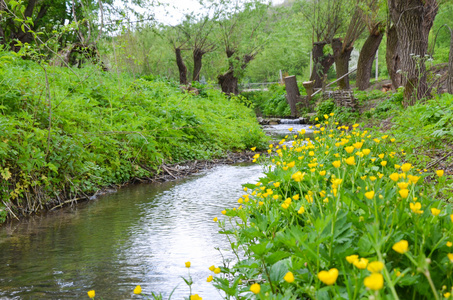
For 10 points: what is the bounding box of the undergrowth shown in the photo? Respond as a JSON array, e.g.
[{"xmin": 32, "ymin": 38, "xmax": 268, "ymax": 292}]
[{"xmin": 0, "ymin": 50, "xmax": 266, "ymax": 223}]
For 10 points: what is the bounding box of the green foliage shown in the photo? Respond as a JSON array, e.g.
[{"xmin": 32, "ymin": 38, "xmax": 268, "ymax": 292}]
[
  {"xmin": 389, "ymin": 93, "xmax": 453, "ymax": 163},
  {"xmin": 0, "ymin": 50, "xmax": 266, "ymax": 221},
  {"xmin": 242, "ymin": 84, "xmax": 291, "ymax": 117},
  {"xmin": 213, "ymin": 116, "xmax": 453, "ymax": 299}
]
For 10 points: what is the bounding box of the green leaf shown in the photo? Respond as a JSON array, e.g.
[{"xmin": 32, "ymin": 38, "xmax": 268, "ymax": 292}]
[{"xmin": 269, "ymin": 259, "xmax": 289, "ymax": 282}]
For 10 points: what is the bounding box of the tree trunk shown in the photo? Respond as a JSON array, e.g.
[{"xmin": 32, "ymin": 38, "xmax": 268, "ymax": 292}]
[
  {"xmin": 332, "ymin": 38, "xmax": 353, "ymax": 90},
  {"xmin": 284, "ymin": 76, "xmax": 301, "ymax": 117},
  {"xmin": 218, "ymin": 69, "xmax": 238, "ymax": 95},
  {"xmin": 356, "ymin": 25, "xmax": 384, "ymax": 91},
  {"xmin": 386, "ymin": 25, "xmax": 401, "ymax": 90},
  {"xmin": 175, "ymin": 48, "xmax": 188, "ymax": 85},
  {"xmin": 388, "ymin": 0, "xmax": 438, "ymax": 105},
  {"xmin": 448, "ymin": 29, "xmax": 453, "ymax": 94},
  {"xmin": 193, "ymin": 48, "xmax": 204, "ymax": 82},
  {"xmin": 310, "ymin": 41, "xmax": 335, "ymax": 88}
]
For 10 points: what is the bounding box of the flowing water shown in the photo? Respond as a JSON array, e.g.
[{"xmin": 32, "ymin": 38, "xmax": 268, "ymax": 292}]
[
  {"xmin": 0, "ymin": 123, "xmax": 313, "ymax": 300},
  {"xmin": 0, "ymin": 164, "xmax": 264, "ymax": 299}
]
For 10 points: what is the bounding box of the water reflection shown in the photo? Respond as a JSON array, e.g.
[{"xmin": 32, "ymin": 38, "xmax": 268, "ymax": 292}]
[{"xmin": 0, "ymin": 164, "xmax": 263, "ymax": 299}]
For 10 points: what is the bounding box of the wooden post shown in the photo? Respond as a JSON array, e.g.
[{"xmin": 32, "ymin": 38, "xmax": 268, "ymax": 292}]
[
  {"xmin": 284, "ymin": 75, "xmax": 301, "ymax": 117},
  {"xmin": 302, "ymin": 81, "xmax": 314, "ymax": 111}
]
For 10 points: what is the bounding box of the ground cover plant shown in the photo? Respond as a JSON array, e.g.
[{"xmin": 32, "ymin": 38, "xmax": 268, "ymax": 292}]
[
  {"xmin": 210, "ymin": 113, "xmax": 453, "ymax": 299},
  {"xmin": 0, "ymin": 50, "xmax": 266, "ymax": 223}
]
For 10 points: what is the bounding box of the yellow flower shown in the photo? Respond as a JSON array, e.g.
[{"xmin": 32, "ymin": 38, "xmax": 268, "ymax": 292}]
[
  {"xmin": 317, "ymin": 268, "xmax": 339, "ymax": 285},
  {"xmin": 392, "ymin": 240, "xmax": 409, "ymax": 254},
  {"xmin": 207, "ymin": 275, "xmax": 213, "ymax": 282},
  {"xmin": 399, "ymin": 189, "xmax": 409, "ymax": 199},
  {"xmin": 410, "ymin": 202, "xmax": 424, "ymax": 214},
  {"xmin": 448, "ymin": 253, "xmax": 453, "ymax": 262},
  {"xmin": 444, "ymin": 292, "xmax": 451, "ymax": 298},
  {"xmin": 397, "ymin": 182, "xmax": 409, "ymax": 189},
  {"xmin": 332, "ymin": 160, "xmax": 341, "ymax": 168},
  {"xmin": 87, "ymin": 290, "xmax": 95, "ymax": 299},
  {"xmin": 437, "ymin": 170, "xmax": 444, "ymax": 177},
  {"xmin": 133, "ymin": 285, "xmax": 142, "ymax": 295},
  {"xmin": 284, "ymin": 271, "xmax": 295, "ymax": 283},
  {"xmin": 365, "ymin": 191, "xmax": 375, "ymax": 199},
  {"xmin": 367, "ymin": 261, "xmax": 384, "ymax": 273},
  {"xmin": 288, "ymin": 127, "xmax": 293, "ymax": 131},
  {"xmin": 209, "ymin": 265, "xmax": 215, "ymax": 271},
  {"xmin": 253, "ymin": 153, "xmax": 260, "ymax": 159},
  {"xmin": 353, "ymin": 258, "xmax": 369, "ymax": 269},
  {"xmin": 293, "ymin": 194, "xmax": 300, "ymax": 200},
  {"xmin": 214, "ymin": 267, "xmax": 221, "ymax": 274},
  {"xmin": 408, "ymin": 175, "xmax": 420, "ymax": 184},
  {"xmin": 273, "ymin": 182, "xmax": 281, "ymax": 188},
  {"xmin": 346, "ymin": 254, "xmax": 359, "ymax": 264},
  {"xmin": 185, "ymin": 261, "xmax": 191, "ymax": 268},
  {"xmin": 381, "ymin": 161, "xmax": 387, "ymax": 167},
  {"xmin": 353, "ymin": 142, "xmax": 363, "ymax": 149},
  {"xmin": 221, "ymin": 210, "xmax": 226, "ymax": 215},
  {"xmin": 364, "ymin": 273, "xmax": 384, "ymax": 290},
  {"xmin": 447, "ymin": 241, "xmax": 452, "ymax": 247},
  {"xmin": 363, "ymin": 149, "xmax": 371, "ymax": 155},
  {"xmin": 319, "ymin": 170, "xmax": 326, "ymax": 176},
  {"xmin": 250, "ymin": 283, "xmax": 260, "ymax": 294},
  {"xmin": 298, "ymin": 206, "xmax": 305, "ymax": 214},
  {"xmin": 451, "ymin": 214, "xmax": 453, "ymax": 222},
  {"xmin": 345, "ymin": 156, "xmax": 355, "ymax": 166},
  {"xmin": 401, "ymin": 163, "xmax": 412, "ymax": 172},
  {"xmin": 431, "ymin": 208, "xmax": 441, "ymax": 216},
  {"xmin": 287, "ymin": 161, "xmax": 295, "ymax": 168},
  {"xmin": 291, "ymin": 171, "xmax": 305, "ymax": 182},
  {"xmin": 213, "ymin": 217, "xmax": 218, "ymax": 222},
  {"xmin": 369, "ymin": 176, "xmax": 377, "ymax": 181},
  {"xmin": 345, "ymin": 146, "xmax": 354, "ymax": 153},
  {"xmin": 251, "ymin": 147, "xmax": 256, "ymax": 151},
  {"xmin": 190, "ymin": 294, "xmax": 202, "ymax": 300}
]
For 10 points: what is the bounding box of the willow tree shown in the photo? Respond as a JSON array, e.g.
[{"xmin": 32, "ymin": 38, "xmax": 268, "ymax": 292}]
[
  {"xmin": 332, "ymin": 3, "xmax": 366, "ymax": 90},
  {"xmin": 217, "ymin": 0, "xmax": 271, "ymax": 95},
  {"xmin": 388, "ymin": 0, "xmax": 439, "ymax": 104},
  {"xmin": 167, "ymin": 25, "xmax": 190, "ymax": 85},
  {"xmin": 296, "ymin": 0, "xmax": 346, "ymax": 88},
  {"xmin": 356, "ymin": 0, "xmax": 385, "ymax": 90}
]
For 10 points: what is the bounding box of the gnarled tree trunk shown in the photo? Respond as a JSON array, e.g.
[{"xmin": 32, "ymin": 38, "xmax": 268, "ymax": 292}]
[
  {"xmin": 386, "ymin": 25, "xmax": 401, "ymax": 90},
  {"xmin": 356, "ymin": 24, "xmax": 384, "ymax": 91},
  {"xmin": 310, "ymin": 41, "xmax": 335, "ymax": 88},
  {"xmin": 388, "ymin": 0, "xmax": 438, "ymax": 105},
  {"xmin": 175, "ymin": 48, "xmax": 188, "ymax": 85},
  {"xmin": 218, "ymin": 70, "xmax": 238, "ymax": 95},
  {"xmin": 193, "ymin": 48, "xmax": 205, "ymax": 82},
  {"xmin": 332, "ymin": 38, "xmax": 353, "ymax": 90}
]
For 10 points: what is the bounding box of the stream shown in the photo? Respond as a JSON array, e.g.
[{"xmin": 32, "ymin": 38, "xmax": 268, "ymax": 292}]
[{"xmin": 0, "ymin": 122, "xmax": 311, "ymax": 299}]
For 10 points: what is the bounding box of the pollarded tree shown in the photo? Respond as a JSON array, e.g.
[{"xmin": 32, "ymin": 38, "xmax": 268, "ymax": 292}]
[
  {"xmin": 388, "ymin": 0, "xmax": 438, "ymax": 104},
  {"xmin": 296, "ymin": 0, "xmax": 346, "ymax": 88},
  {"xmin": 356, "ymin": 0, "xmax": 385, "ymax": 90},
  {"xmin": 167, "ymin": 24, "xmax": 191, "ymax": 85},
  {"xmin": 216, "ymin": 0, "xmax": 272, "ymax": 95},
  {"xmin": 331, "ymin": 2, "xmax": 367, "ymax": 90}
]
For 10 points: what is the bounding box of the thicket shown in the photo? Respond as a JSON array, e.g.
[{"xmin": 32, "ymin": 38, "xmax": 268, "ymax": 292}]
[{"xmin": 0, "ymin": 51, "xmax": 266, "ymax": 223}]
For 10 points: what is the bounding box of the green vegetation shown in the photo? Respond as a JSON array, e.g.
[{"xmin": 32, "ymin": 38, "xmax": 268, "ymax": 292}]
[
  {"xmin": 211, "ymin": 112, "xmax": 453, "ymax": 299},
  {"xmin": 0, "ymin": 51, "xmax": 265, "ymax": 223}
]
